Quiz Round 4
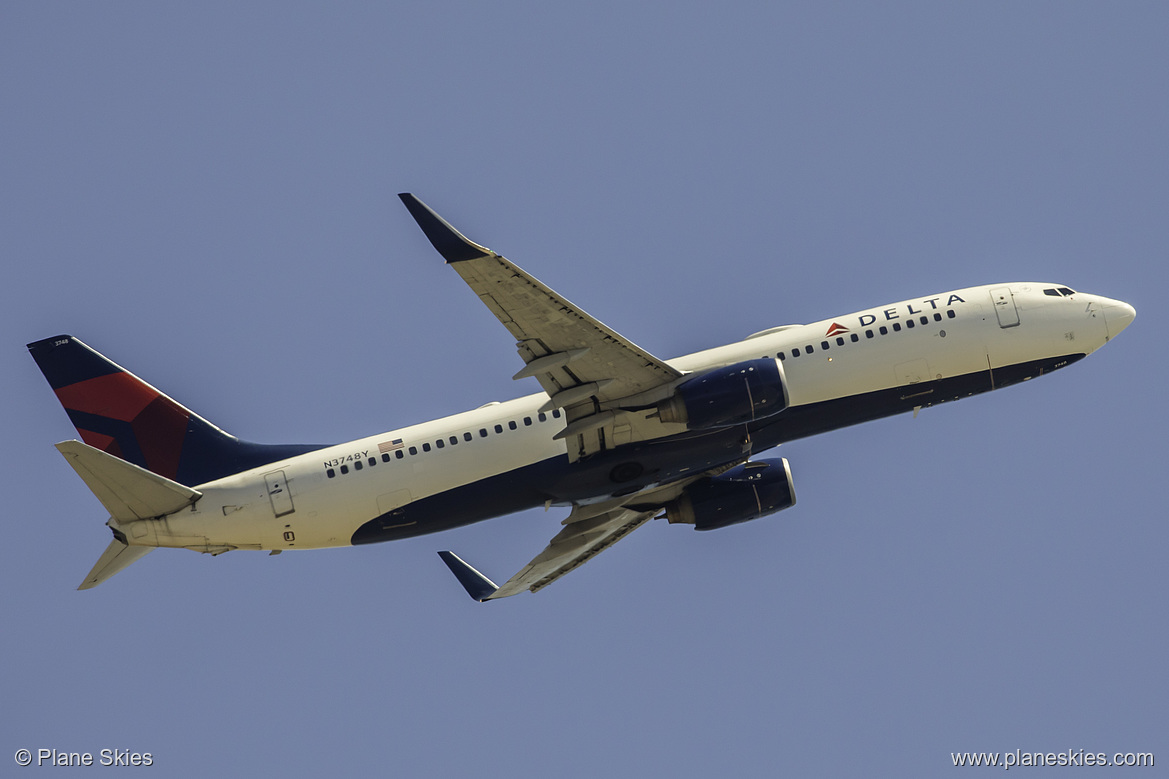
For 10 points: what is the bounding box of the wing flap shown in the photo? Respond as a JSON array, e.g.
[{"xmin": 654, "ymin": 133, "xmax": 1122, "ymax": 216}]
[
  {"xmin": 491, "ymin": 507, "xmax": 655, "ymax": 598},
  {"xmin": 446, "ymin": 252, "xmax": 681, "ymax": 400}
]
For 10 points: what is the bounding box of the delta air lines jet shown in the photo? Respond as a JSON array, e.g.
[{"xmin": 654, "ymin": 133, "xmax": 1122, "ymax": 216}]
[{"xmin": 29, "ymin": 194, "xmax": 1136, "ymax": 600}]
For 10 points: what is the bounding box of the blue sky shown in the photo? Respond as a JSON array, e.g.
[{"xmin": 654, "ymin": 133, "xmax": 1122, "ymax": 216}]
[{"xmin": 2, "ymin": 3, "xmax": 1165, "ymax": 776}]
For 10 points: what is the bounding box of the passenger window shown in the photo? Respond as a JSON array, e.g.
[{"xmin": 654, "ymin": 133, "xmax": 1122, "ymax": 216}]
[
  {"xmin": 381, "ymin": 453, "xmax": 390, "ymax": 463},
  {"xmin": 791, "ymin": 349, "xmax": 800, "ymax": 358},
  {"xmin": 464, "ymin": 432, "xmax": 472, "ymax": 442},
  {"xmin": 450, "ymin": 436, "xmax": 458, "ymax": 445},
  {"xmin": 821, "ymin": 341, "xmax": 830, "ymax": 350},
  {"xmin": 538, "ymin": 413, "xmax": 547, "ymax": 422},
  {"xmin": 479, "ymin": 428, "xmax": 488, "ymax": 437},
  {"xmin": 804, "ymin": 345, "xmax": 813, "ymax": 355},
  {"xmin": 327, "ymin": 468, "xmax": 336, "ymax": 478},
  {"xmin": 879, "ymin": 326, "xmax": 888, "ymax": 335},
  {"xmin": 836, "ymin": 337, "xmax": 845, "ymax": 346},
  {"xmin": 906, "ymin": 319, "xmax": 915, "ymax": 329},
  {"xmin": 340, "ymin": 464, "xmax": 349, "ymax": 474},
  {"xmin": 850, "ymin": 333, "xmax": 859, "ymax": 343},
  {"xmin": 892, "ymin": 322, "xmax": 901, "ymax": 332},
  {"xmin": 778, "ymin": 352, "xmax": 785, "ymax": 361},
  {"xmin": 409, "ymin": 446, "xmax": 418, "ymax": 455},
  {"xmin": 368, "ymin": 457, "xmax": 376, "ymax": 466},
  {"xmin": 947, "ymin": 309, "xmax": 956, "ymax": 319},
  {"xmin": 524, "ymin": 417, "xmax": 532, "ymax": 426},
  {"xmin": 422, "ymin": 443, "xmax": 431, "ymax": 452},
  {"xmin": 933, "ymin": 313, "xmax": 942, "ymax": 322},
  {"xmin": 436, "ymin": 440, "xmax": 444, "ymax": 449},
  {"xmin": 552, "ymin": 409, "xmax": 562, "ymax": 418},
  {"xmin": 865, "ymin": 330, "xmax": 874, "ymax": 339},
  {"xmin": 395, "ymin": 450, "xmax": 404, "ymax": 459},
  {"xmin": 494, "ymin": 424, "xmax": 503, "ymax": 434},
  {"xmin": 354, "ymin": 461, "xmax": 363, "ymax": 471},
  {"xmin": 508, "ymin": 420, "xmax": 518, "ymax": 430},
  {"xmin": 920, "ymin": 316, "xmax": 928, "ymax": 325}
]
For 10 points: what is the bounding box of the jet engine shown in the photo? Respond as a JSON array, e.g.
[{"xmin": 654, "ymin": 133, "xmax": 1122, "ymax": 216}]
[
  {"xmin": 656, "ymin": 358, "xmax": 788, "ymax": 430},
  {"xmin": 665, "ymin": 457, "xmax": 796, "ymax": 531}
]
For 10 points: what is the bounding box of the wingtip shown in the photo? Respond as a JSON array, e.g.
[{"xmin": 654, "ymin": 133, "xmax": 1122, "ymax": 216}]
[
  {"xmin": 398, "ymin": 194, "xmax": 491, "ymax": 263},
  {"xmin": 437, "ymin": 550, "xmax": 499, "ymax": 602}
]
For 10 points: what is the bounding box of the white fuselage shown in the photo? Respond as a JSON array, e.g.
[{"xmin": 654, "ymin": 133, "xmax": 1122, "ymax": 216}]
[{"xmin": 117, "ymin": 283, "xmax": 1131, "ymax": 554}]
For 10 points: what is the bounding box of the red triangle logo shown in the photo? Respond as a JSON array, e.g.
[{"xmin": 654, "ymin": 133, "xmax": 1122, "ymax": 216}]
[{"xmin": 826, "ymin": 322, "xmax": 850, "ymax": 337}]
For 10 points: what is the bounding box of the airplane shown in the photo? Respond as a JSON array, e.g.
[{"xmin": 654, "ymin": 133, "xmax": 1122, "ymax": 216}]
[{"xmin": 28, "ymin": 194, "xmax": 1136, "ymax": 600}]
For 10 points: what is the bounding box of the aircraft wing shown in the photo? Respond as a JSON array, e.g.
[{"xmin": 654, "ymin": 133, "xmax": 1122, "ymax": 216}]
[
  {"xmin": 399, "ymin": 194, "xmax": 684, "ymax": 460},
  {"xmin": 435, "ymin": 473, "xmax": 719, "ymax": 601},
  {"xmin": 438, "ymin": 504, "xmax": 657, "ymax": 601}
]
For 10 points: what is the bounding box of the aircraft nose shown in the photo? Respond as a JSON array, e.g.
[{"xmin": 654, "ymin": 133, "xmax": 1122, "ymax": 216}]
[{"xmin": 1101, "ymin": 298, "xmax": 1136, "ymax": 339}]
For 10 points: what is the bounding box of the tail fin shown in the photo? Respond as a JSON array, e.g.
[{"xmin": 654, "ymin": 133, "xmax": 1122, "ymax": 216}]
[{"xmin": 29, "ymin": 335, "xmax": 325, "ymax": 486}]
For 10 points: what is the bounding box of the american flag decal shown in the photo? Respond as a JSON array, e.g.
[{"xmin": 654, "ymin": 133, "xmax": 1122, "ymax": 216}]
[{"xmin": 378, "ymin": 439, "xmax": 404, "ymax": 454}]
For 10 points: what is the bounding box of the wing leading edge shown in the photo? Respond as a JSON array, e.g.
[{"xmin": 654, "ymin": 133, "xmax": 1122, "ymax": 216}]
[{"xmin": 398, "ymin": 193, "xmax": 684, "ymax": 461}]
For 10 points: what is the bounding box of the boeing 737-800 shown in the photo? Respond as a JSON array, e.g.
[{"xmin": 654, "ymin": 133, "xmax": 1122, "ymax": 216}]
[{"xmin": 29, "ymin": 194, "xmax": 1136, "ymax": 600}]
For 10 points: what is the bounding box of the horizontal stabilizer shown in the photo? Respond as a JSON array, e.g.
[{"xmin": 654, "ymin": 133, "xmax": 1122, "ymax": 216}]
[
  {"xmin": 437, "ymin": 551, "xmax": 500, "ymax": 602},
  {"xmin": 56, "ymin": 440, "xmax": 202, "ymax": 521},
  {"xmin": 79, "ymin": 539, "xmax": 153, "ymax": 590}
]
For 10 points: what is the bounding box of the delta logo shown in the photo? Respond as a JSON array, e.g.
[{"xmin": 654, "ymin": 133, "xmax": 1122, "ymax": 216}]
[{"xmin": 825, "ymin": 322, "xmax": 850, "ymax": 337}]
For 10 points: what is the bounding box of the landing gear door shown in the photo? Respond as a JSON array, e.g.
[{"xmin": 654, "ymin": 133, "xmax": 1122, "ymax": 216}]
[
  {"xmin": 265, "ymin": 470, "xmax": 295, "ymax": 518},
  {"xmin": 990, "ymin": 287, "xmax": 1020, "ymax": 328}
]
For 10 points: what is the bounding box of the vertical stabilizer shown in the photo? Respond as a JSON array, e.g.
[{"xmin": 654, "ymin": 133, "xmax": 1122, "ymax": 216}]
[{"xmin": 28, "ymin": 335, "xmax": 325, "ymax": 486}]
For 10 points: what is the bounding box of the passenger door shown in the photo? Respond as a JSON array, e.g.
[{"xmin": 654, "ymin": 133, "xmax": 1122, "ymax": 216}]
[{"xmin": 990, "ymin": 287, "xmax": 1020, "ymax": 328}]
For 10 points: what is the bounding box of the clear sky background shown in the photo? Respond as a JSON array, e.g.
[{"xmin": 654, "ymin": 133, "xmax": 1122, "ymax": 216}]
[{"xmin": 2, "ymin": 3, "xmax": 1165, "ymax": 776}]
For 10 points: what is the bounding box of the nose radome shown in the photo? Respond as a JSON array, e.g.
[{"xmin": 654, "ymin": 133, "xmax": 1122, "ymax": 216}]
[{"xmin": 1102, "ymin": 299, "xmax": 1136, "ymax": 338}]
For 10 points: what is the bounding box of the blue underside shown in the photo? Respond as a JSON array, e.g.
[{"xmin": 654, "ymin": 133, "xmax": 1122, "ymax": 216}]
[{"xmin": 350, "ymin": 352, "xmax": 1086, "ymax": 545}]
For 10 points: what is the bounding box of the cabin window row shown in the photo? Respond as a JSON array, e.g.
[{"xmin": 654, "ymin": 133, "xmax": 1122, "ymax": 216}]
[
  {"xmin": 325, "ymin": 409, "xmax": 563, "ymax": 478},
  {"xmin": 776, "ymin": 310, "xmax": 956, "ymax": 361}
]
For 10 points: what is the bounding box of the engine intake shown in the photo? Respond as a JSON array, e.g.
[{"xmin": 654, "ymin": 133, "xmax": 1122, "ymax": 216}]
[
  {"xmin": 657, "ymin": 358, "xmax": 788, "ymax": 430},
  {"xmin": 666, "ymin": 458, "xmax": 796, "ymax": 531}
]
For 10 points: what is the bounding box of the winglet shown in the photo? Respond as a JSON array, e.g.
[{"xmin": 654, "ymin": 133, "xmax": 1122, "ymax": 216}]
[
  {"xmin": 398, "ymin": 194, "xmax": 492, "ymax": 263},
  {"xmin": 437, "ymin": 551, "xmax": 499, "ymax": 602}
]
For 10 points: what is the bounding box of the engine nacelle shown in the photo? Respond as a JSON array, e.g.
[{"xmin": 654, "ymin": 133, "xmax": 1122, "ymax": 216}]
[
  {"xmin": 666, "ymin": 458, "xmax": 796, "ymax": 531},
  {"xmin": 657, "ymin": 358, "xmax": 788, "ymax": 430}
]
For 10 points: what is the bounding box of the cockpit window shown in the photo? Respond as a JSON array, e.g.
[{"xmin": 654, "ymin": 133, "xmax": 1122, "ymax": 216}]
[
  {"xmin": 1044, "ymin": 288, "xmax": 1061, "ymax": 297},
  {"xmin": 1058, "ymin": 287, "xmax": 1076, "ymax": 296},
  {"xmin": 1044, "ymin": 287, "xmax": 1077, "ymax": 297}
]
